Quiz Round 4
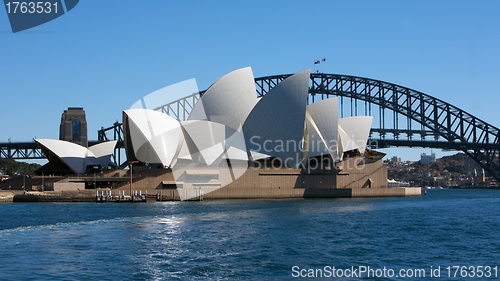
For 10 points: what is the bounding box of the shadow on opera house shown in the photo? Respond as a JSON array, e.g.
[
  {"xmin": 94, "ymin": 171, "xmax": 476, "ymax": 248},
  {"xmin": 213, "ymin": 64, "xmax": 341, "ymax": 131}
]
[{"xmin": 35, "ymin": 67, "xmax": 420, "ymax": 200}]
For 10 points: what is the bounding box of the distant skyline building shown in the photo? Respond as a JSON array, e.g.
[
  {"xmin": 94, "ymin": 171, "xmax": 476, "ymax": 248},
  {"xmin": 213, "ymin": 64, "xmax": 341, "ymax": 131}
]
[
  {"xmin": 59, "ymin": 107, "xmax": 88, "ymax": 147},
  {"xmin": 420, "ymin": 152, "xmax": 436, "ymax": 165},
  {"xmin": 391, "ymin": 156, "xmax": 402, "ymax": 163}
]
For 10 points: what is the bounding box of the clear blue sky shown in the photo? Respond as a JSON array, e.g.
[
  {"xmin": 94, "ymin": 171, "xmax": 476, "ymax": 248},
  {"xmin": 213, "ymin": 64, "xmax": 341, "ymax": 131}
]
[{"xmin": 1, "ymin": 0, "xmax": 499, "ymax": 161}]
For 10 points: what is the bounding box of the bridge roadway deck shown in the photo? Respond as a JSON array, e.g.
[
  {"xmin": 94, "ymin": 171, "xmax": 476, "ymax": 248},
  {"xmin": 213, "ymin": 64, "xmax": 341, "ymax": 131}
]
[{"xmin": 2, "ymin": 138, "xmax": 499, "ymax": 160}]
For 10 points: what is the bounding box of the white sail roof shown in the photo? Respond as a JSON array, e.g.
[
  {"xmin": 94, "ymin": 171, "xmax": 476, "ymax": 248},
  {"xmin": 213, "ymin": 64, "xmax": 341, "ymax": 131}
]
[
  {"xmin": 122, "ymin": 67, "xmax": 376, "ymax": 176},
  {"xmin": 35, "ymin": 139, "xmax": 117, "ymax": 174},
  {"xmin": 338, "ymin": 116, "xmax": 373, "ymax": 155},
  {"xmin": 222, "ymin": 126, "xmax": 250, "ymax": 162},
  {"xmin": 123, "ymin": 109, "xmax": 184, "ymax": 168},
  {"xmin": 243, "ymin": 69, "xmax": 311, "ymax": 166},
  {"xmin": 180, "ymin": 120, "xmax": 227, "ymax": 166},
  {"xmin": 188, "ymin": 67, "xmax": 258, "ymax": 130},
  {"xmin": 87, "ymin": 140, "xmax": 118, "ymax": 167},
  {"xmin": 305, "ymin": 97, "xmax": 339, "ymax": 161}
]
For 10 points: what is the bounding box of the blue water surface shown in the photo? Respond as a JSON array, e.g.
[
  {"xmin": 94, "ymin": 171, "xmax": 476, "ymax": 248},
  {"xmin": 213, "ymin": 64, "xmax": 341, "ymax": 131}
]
[{"xmin": 0, "ymin": 189, "xmax": 499, "ymax": 280}]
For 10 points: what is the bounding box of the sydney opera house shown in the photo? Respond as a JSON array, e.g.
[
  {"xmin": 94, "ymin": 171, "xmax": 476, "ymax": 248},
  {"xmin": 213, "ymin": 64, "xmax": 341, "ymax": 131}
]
[{"xmin": 35, "ymin": 67, "xmax": 419, "ymax": 200}]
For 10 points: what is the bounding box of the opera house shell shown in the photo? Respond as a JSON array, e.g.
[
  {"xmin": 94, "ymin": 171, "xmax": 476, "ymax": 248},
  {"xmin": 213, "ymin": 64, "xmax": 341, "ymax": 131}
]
[
  {"xmin": 34, "ymin": 139, "xmax": 117, "ymax": 175},
  {"xmin": 122, "ymin": 67, "xmax": 399, "ymax": 200}
]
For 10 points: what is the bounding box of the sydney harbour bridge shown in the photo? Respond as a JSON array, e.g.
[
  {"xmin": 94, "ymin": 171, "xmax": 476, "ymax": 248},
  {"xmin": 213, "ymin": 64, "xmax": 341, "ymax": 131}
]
[{"xmin": 1, "ymin": 73, "xmax": 499, "ymax": 182}]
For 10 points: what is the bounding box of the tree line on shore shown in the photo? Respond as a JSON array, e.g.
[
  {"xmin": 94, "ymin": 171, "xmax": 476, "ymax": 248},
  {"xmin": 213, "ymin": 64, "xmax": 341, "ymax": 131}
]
[{"xmin": 0, "ymin": 159, "xmax": 41, "ymax": 176}]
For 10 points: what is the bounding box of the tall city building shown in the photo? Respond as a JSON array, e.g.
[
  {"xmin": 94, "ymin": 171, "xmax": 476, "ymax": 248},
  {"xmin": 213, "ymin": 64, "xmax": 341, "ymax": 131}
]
[
  {"xmin": 420, "ymin": 152, "xmax": 436, "ymax": 165},
  {"xmin": 59, "ymin": 107, "xmax": 88, "ymax": 147}
]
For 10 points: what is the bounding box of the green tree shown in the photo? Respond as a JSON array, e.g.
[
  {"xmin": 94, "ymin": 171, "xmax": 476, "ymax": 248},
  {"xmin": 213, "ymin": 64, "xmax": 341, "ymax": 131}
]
[{"xmin": 0, "ymin": 159, "xmax": 41, "ymax": 176}]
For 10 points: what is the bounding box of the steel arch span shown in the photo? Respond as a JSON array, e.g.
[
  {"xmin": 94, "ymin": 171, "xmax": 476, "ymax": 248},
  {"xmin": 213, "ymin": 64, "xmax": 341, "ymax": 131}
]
[{"xmin": 91, "ymin": 73, "xmax": 500, "ymax": 182}]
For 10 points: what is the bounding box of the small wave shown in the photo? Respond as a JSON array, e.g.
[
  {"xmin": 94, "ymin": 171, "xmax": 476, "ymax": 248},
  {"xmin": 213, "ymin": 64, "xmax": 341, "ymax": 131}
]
[{"xmin": 0, "ymin": 215, "xmax": 158, "ymax": 237}]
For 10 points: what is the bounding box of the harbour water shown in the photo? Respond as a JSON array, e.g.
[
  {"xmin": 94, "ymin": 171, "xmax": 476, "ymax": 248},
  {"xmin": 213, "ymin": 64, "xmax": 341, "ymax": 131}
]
[{"xmin": 0, "ymin": 189, "xmax": 499, "ymax": 280}]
